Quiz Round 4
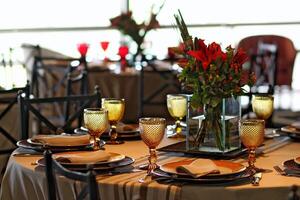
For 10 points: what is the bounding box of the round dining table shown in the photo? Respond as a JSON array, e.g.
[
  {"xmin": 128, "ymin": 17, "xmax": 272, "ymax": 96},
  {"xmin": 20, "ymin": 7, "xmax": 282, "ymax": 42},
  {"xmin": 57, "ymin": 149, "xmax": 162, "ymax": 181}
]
[{"xmin": 1, "ymin": 136, "xmax": 300, "ymax": 200}]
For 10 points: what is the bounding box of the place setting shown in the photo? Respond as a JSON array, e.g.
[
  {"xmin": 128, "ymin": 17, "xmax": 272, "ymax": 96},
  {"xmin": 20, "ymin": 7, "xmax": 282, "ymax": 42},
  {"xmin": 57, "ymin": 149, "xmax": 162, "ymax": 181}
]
[
  {"xmin": 274, "ymin": 156, "xmax": 300, "ymax": 177},
  {"xmin": 136, "ymin": 117, "xmax": 259, "ymax": 186},
  {"xmin": 74, "ymin": 98, "xmax": 141, "ymax": 142}
]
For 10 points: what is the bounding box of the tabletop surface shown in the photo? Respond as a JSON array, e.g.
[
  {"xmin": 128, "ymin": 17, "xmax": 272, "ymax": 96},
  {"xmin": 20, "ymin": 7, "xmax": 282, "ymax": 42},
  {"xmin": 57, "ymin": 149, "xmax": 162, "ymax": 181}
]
[{"xmin": 1, "ymin": 136, "xmax": 300, "ymax": 200}]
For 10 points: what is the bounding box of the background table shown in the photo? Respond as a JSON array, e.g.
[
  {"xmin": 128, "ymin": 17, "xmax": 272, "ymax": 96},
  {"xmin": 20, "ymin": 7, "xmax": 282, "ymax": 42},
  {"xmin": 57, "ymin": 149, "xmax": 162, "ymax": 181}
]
[{"xmin": 1, "ymin": 136, "xmax": 300, "ymax": 200}]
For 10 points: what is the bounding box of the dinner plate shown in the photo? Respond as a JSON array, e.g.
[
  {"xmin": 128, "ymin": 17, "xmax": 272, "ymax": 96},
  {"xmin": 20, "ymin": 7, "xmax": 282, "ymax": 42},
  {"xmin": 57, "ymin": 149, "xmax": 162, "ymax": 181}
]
[
  {"xmin": 152, "ymin": 168, "xmax": 253, "ymax": 184},
  {"xmin": 294, "ymin": 157, "xmax": 300, "ymax": 165},
  {"xmin": 281, "ymin": 126, "xmax": 300, "ymax": 135},
  {"xmin": 17, "ymin": 139, "xmax": 104, "ymax": 152},
  {"xmin": 74, "ymin": 126, "xmax": 141, "ymax": 140},
  {"xmin": 160, "ymin": 159, "xmax": 246, "ymax": 177},
  {"xmin": 52, "ymin": 151, "xmax": 125, "ymax": 165},
  {"xmin": 27, "ymin": 138, "xmax": 91, "ymax": 147},
  {"xmin": 283, "ymin": 159, "xmax": 300, "ymax": 171},
  {"xmin": 27, "ymin": 133, "xmax": 92, "ymax": 147},
  {"xmin": 116, "ymin": 124, "xmax": 140, "ymax": 135},
  {"xmin": 37, "ymin": 156, "xmax": 135, "ymax": 171}
]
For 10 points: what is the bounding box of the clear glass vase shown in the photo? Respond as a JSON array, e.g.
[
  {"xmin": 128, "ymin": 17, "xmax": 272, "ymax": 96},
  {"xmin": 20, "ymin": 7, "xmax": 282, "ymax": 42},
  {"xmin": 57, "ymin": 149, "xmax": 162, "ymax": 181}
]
[{"xmin": 186, "ymin": 96, "xmax": 241, "ymax": 153}]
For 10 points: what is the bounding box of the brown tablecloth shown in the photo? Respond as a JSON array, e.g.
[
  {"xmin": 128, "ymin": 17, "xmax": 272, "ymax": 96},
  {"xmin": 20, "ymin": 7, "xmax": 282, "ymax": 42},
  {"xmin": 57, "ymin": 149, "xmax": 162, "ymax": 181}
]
[{"xmin": 1, "ymin": 136, "xmax": 300, "ymax": 200}]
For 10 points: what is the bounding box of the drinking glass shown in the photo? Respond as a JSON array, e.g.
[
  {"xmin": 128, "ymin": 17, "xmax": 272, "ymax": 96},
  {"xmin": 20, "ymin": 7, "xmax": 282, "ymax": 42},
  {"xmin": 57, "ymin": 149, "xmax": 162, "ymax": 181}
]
[
  {"xmin": 84, "ymin": 108, "xmax": 108, "ymax": 150},
  {"xmin": 167, "ymin": 94, "xmax": 187, "ymax": 137},
  {"xmin": 139, "ymin": 117, "xmax": 166, "ymax": 183},
  {"xmin": 101, "ymin": 98, "xmax": 125, "ymax": 144},
  {"xmin": 240, "ymin": 119, "xmax": 265, "ymax": 171},
  {"xmin": 100, "ymin": 41, "xmax": 110, "ymax": 61},
  {"xmin": 252, "ymin": 94, "xmax": 274, "ymax": 120}
]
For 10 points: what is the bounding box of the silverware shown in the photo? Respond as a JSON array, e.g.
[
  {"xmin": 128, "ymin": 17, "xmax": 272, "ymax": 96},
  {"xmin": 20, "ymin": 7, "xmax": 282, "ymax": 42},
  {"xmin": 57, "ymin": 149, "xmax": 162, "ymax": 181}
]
[
  {"xmin": 273, "ymin": 165, "xmax": 300, "ymax": 177},
  {"xmin": 251, "ymin": 172, "xmax": 262, "ymax": 186}
]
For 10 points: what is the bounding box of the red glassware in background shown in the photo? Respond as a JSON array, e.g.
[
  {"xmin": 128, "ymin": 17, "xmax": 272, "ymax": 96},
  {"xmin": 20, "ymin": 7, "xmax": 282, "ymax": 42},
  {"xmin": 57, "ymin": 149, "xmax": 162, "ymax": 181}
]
[
  {"xmin": 100, "ymin": 41, "xmax": 109, "ymax": 51},
  {"xmin": 118, "ymin": 45, "xmax": 129, "ymax": 72},
  {"xmin": 100, "ymin": 41, "xmax": 110, "ymax": 61},
  {"xmin": 77, "ymin": 43, "xmax": 89, "ymax": 57},
  {"xmin": 118, "ymin": 45, "xmax": 129, "ymax": 59}
]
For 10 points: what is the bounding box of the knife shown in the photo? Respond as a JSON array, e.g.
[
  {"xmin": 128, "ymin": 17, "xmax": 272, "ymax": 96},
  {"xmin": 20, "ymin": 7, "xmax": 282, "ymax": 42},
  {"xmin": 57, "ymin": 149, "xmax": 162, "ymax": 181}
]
[{"xmin": 251, "ymin": 172, "xmax": 262, "ymax": 186}]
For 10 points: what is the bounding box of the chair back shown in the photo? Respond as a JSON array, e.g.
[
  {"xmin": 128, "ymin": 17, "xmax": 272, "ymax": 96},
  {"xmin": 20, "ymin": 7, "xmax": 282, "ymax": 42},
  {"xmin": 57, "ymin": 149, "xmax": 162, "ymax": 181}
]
[
  {"xmin": 237, "ymin": 35, "xmax": 297, "ymax": 88},
  {"xmin": 18, "ymin": 86, "xmax": 101, "ymax": 139},
  {"xmin": 44, "ymin": 149, "xmax": 100, "ymax": 200},
  {"xmin": 139, "ymin": 60, "xmax": 181, "ymax": 118},
  {"xmin": 0, "ymin": 83, "xmax": 30, "ymax": 154}
]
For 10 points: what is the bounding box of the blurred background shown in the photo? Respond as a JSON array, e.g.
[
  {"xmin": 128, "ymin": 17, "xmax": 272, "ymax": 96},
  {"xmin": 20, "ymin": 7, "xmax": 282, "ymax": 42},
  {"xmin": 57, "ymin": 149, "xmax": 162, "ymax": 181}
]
[{"xmin": 0, "ymin": 0, "xmax": 300, "ymax": 90}]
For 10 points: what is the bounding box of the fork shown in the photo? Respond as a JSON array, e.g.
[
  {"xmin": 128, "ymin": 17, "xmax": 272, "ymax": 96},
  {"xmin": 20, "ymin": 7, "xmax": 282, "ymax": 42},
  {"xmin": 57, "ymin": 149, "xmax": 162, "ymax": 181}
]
[{"xmin": 273, "ymin": 165, "xmax": 300, "ymax": 177}]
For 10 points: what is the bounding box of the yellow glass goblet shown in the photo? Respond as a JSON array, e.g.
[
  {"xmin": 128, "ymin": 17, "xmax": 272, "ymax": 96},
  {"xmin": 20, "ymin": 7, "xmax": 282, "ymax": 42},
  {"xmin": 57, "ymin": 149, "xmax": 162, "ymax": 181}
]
[
  {"xmin": 84, "ymin": 108, "xmax": 108, "ymax": 150},
  {"xmin": 139, "ymin": 117, "xmax": 166, "ymax": 183},
  {"xmin": 101, "ymin": 98, "xmax": 125, "ymax": 144},
  {"xmin": 252, "ymin": 95, "xmax": 274, "ymax": 120},
  {"xmin": 240, "ymin": 119, "xmax": 265, "ymax": 171},
  {"xmin": 167, "ymin": 94, "xmax": 187, "ymax": 138}
]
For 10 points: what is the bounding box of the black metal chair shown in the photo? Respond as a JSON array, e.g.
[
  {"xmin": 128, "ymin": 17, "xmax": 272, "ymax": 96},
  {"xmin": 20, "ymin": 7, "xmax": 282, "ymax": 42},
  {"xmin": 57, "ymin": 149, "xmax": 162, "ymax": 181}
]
[
  {"xmin": 0, "ymin": 83, "xmax": 30, "ymax": 154},
  {"xmin": 44, "ymin": 149, "xmax": 100, "ymax": 200},
  {"xmin": 138, "ymin": 60, "xmax": 181, "ymax": 118},
  {"xmin": 29, "ymin": 45, "xmax": 86, "ymax": 98},
  {"xmin": 18, "ymin": 86, "xmax": 101, "ymax": 139}
]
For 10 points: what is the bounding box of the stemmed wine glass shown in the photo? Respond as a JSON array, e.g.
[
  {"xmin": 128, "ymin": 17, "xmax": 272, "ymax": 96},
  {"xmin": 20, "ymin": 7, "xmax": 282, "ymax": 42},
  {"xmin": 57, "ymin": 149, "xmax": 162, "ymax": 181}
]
[
  {"xmin": 139, "ymin": 118, "xmax": 166, "ymax": 183},
  {"xmin": 240, "ymin": 119, "xmax": 265, "ymax": 172},
  {"xmin": 101, "ymin": 98, "xmax": 125, "ymax": 144},
  {"xmin": 252, "ymin": 94, "xmax": 274, "ymax": 121},
  {"xmin": 84, "ymin": 108, "xmax": 108, "ymax": 150},
  {"xmin": 100, "ymin": 41, "xmax": 110, "ymax": 62},
  {"xmin": 166, "ymin": 94, "xmax": 187, "ymax": 138}
]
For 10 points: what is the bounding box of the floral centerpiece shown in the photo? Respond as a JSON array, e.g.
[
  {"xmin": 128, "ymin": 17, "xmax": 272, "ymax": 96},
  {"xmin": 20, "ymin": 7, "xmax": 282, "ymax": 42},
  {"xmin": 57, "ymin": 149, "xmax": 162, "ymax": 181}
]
[
  {"xmin": 173, "ymin": 11, "xmax": 256, "ymax": 151},
  {"xmin": 110, "ymin": 4, "xmax": 163, "ymax": 61}
]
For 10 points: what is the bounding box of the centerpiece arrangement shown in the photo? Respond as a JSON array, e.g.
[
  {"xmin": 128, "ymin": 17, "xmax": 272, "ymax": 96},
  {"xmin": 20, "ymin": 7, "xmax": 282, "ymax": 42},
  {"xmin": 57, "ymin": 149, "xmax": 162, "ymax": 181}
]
[
  {"xmin": 110, "ymin": 4, "xmax": 163, "ymax": 62},
  {"xmin": 173, "ymin": 11, "xmax": 256, "ymax": 152}
]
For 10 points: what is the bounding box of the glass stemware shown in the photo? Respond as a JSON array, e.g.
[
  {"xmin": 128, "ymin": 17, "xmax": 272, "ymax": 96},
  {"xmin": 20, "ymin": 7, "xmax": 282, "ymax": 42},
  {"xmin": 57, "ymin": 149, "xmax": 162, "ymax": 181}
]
[
  {"xmin": 100, "ymin": 41, "xmax": 110, "ymax": 62},
  {"xmin": 101, "ymin": 98, "xmax": 125, "ymax": 144},
  {"xmin": 139, "ymin": 117, "xmax": 166, "ymax": 183},
  {"xmin": 83, "ymin": 108, "xmax": 108, "ymax": 150},
  {"xmin": 240, "ymin": 119, "xmax": 265, "ymax": 171},
  {"xmin": 166, "ymin": 94, "xmax": 187, "ymax": 138},
  {"xmin": 252, "ymin": 94, "xmax": 274, "ymax": 120}
]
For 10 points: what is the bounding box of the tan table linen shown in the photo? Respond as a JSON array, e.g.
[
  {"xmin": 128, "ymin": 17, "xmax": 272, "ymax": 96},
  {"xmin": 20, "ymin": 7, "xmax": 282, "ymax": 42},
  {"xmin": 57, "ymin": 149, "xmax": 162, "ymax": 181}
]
[{"xmin": 1, "ymin": 137, "xmax": 300, "ymax": 200}]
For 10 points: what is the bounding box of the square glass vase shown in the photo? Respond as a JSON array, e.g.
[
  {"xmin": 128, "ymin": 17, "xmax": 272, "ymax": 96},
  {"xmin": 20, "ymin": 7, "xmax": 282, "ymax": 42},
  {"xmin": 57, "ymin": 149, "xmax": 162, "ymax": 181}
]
[{"xmin": 185, "ymin": 96, "xmax": 241, "ymax": 153}]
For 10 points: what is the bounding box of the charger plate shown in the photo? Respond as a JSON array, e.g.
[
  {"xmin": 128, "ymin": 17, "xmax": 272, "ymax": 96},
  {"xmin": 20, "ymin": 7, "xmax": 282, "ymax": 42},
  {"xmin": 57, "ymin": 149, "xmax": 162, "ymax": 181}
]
[
  {"xmin": 283, "ymin": 159, "xmax": 300, "ymax": 171},
  {"xmin": 152, "ymin": 168, "xmax": 253, "ymax": 184},
  {"xmin": 17, "ymin": 139, "xmax": 100, "ymax": 152}
]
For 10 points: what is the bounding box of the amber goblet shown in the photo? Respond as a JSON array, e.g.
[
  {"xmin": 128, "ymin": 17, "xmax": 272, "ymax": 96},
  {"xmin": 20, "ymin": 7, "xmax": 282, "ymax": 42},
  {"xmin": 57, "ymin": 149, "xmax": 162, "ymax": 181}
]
[
  {"xmin": 240, "ymin": 119, "xmax": 265, "ymax": 171},
  {"xmin": 84, "ymin": 108, "xmax": 108, "ymax": 150},
  {"xmin": 101, "ymin": 98, "xmax": 125, "ymax": 144},
  {"xmin": 139, "ymin": 117, "xmax": 166, "ymax": 183}
]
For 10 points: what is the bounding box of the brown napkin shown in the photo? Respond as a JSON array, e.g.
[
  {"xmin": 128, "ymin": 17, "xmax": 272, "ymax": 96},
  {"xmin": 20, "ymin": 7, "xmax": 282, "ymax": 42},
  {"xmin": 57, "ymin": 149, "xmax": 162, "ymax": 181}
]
[
  {"xmin": 31, "ymin": 134, "xmax": 90, "ymax": 146},
  {"xmin": 176, "ymin": 159, "xmax": 220, "ymax": 178},
  {"xmin": 53, "ymin": 150, "xmax": 111, "ymax": 164}
]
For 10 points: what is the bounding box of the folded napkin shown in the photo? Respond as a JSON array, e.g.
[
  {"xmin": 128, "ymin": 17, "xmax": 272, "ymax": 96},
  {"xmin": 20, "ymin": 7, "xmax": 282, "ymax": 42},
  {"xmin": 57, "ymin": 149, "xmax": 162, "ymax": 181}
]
[
  {"xmin": 176, "ymin": 159, "xmax": 220, "ymax": 178},
  {"xmin": 53, "ymin": 150, "xmax": 111, "ymax": 164},
  {"xmin": 31, "ymin": 134, "xmax": 90, "ymax": 146}
]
